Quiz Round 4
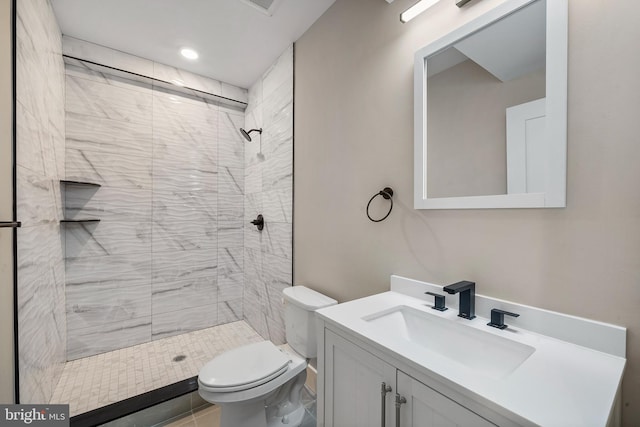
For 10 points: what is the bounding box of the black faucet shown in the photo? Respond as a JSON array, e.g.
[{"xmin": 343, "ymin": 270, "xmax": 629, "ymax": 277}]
[
  {"xmin": 424, "ymin": 292, "xmax": 448, "ymax": 311},
  {"xmin": 487, "ymin": 308, "xmax": 520, "ymax": 329},
  {"xmin": 443, "ymin": 281, "xmax": 476, "ymax": 320}
]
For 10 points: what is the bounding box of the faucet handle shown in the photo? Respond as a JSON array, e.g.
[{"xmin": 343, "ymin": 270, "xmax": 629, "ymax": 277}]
[
  {"xmin": 487, "ymin": 308, "xmax": 520, "ymax": 330},
  {"xmin": 425, "ymin": 292, "xmax": 448, "ymax": 312}
]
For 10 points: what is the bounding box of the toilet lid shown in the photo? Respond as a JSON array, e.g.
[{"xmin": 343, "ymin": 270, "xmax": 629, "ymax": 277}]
[{"xmin": 199, "ymin": 341, "xmax": 291, "ymax": 391}]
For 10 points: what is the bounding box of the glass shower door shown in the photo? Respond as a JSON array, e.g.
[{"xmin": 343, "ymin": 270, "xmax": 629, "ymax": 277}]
[{"xmin": 0, "ymin": 0, "xmax": 17, "ymax": 404}]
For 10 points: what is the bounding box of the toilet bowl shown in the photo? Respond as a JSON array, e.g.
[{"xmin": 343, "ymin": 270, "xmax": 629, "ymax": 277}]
[
  {"xmin": 197, "ymin": 286, "xmax": 337, "ymax": 427},
  {"xmin": 199, "ymin": 341, "xmax": 308, "ymax": 427}
]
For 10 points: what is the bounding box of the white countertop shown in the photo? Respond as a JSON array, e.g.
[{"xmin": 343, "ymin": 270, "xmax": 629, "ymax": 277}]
[{"xmin": 316, "ymin": 290, "xmax": 626, "ymax": 427}]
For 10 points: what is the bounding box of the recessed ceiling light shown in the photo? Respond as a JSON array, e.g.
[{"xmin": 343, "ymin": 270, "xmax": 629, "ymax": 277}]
[{"xmin": 180, "ymin": 48, "xmax": 199, "ymax": 60}]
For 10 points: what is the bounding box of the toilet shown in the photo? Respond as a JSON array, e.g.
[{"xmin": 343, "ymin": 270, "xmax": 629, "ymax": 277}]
[{"xmin": 198, "ymin": 286, "xmax": 337, "ymax": 427}]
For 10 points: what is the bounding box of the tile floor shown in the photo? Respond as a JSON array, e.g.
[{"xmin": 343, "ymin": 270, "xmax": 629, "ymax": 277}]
[
  {"xmin": 162, "ymin": 404, "xmax": 221, "ymax": 427},
  {"xmin": 50, "ymin": 321, "xmax": 263, "ymax": 416}
]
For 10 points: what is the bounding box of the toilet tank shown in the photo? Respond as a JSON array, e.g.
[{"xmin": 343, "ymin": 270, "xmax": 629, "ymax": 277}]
[{"xmin": 282, "ymin": 286, "xmax": 337, "ymax": 358}]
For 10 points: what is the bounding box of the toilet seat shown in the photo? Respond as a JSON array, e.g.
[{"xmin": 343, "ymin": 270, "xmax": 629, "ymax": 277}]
[{"xmin": 199, "ymin": 341, "xmax": 292, "ymax": 393}]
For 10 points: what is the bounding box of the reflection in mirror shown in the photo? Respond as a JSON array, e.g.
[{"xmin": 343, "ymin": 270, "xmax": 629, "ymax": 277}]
[
  {"xmin": 427, "ymin": 0, "xmax": 545, "ymax": 198},
  {"xmin": 414, "ymin": 0, "xmax": 567, "ymax": 209}
]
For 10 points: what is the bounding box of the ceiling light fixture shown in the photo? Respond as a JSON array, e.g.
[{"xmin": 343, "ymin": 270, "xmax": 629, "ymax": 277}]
[
  {"xmin": 180, "ymin": 48, "xmax": 199, "ymax": 60},
  {"xmin": 400, "ymin": 0, "xmax": 441, "ymax": 23}
]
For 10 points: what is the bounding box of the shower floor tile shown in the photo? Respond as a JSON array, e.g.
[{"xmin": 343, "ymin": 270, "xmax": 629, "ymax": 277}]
[{"xmin": 50, "ymin": 321, "xmax": 263, "ymax": 416}]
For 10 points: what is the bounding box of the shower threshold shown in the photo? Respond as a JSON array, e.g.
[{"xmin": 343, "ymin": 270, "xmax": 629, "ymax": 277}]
[{"xmin": 50, "ymin": 320, "xmax": 263, "ymax": 418}]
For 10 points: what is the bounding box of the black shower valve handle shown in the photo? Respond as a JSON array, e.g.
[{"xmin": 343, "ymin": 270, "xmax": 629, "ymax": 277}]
[{"xmin": 251, "ymin": 214, "xmax": 264, "ymax": 231}]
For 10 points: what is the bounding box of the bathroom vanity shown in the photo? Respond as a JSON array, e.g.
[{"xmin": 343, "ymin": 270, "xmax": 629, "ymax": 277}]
[{"xmin": 315, "ymin": 276, "xmax": 626, "ymax": 427}]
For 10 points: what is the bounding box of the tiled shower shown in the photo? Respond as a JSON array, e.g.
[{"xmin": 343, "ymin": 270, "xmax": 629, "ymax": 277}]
[
  {"xmin": 16, "ymin": 0, "xmax": 293, "ymax": 413},
  {"xmin": 62, "ymin": 39, "xmax": 248, "ymax": 359}
]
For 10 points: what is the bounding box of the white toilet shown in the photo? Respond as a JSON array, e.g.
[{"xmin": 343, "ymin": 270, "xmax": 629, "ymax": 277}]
[{"xmin": 198, "ymin": 286, "xmax": 337, "ymax": 427}]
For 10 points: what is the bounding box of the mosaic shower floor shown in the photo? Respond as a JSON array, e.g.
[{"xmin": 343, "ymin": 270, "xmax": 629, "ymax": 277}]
[{"xmin": 50, "ymin": 321, "xmax": 263, "ymax": 416}]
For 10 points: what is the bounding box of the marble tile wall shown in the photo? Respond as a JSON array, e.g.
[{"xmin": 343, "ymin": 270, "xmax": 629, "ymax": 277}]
[
  {"xmin": 64, "ymin": 65, "xmax": 154, "ymax": 360},
  {"xmin": 217, "ymin": 105, "xmax": 246, "ymax": 328},
  {"xmin": 16, "ymin": 0, "xmax": 67, "ymax": 404},
  {"xmin": 243, "ymin": 45, "xmax": 294, "ymax": 344},
  {"xmin": 62, "ymin": 39, "xmax": 248, "ymax": 359}
]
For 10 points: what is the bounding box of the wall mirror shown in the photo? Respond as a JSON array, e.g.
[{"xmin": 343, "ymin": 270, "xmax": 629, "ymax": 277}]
[{"xmin": 413, "ymin": 0, "xmax": 567, "ymax": 209}]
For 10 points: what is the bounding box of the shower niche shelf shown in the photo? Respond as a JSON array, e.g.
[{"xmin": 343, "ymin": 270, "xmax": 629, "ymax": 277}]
[
  {"xmin": 60, "ymin": 179, "xmax": 101, "ymax": 188},
  {"xmin": 60, "ymin": 179, "xmax": 102, "ymax": 225},
  {"xmin": 61, "ymin": 219, "xmax": 101, "ymax": 224}
]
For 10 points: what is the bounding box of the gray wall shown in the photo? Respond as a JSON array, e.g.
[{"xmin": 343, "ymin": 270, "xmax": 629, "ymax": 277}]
[
  {"xmin": 294, "ymin": 0, "xmax": 640, "ymax": 424},
  {"xmin": 16, "ymin": 0, "xmax": 66, "ymax": 404},
  {"xmin": 63, "ymin": 48, "xmax": 248, "ymax": 360},
  {"xmin": 244, "ymin": 46, "xmax": 294, "ymax": 345}
]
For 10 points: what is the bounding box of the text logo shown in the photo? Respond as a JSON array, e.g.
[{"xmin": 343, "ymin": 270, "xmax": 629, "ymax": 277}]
[{"xmin": 0, "ymin": 405, "xmax": 69, "ymax": 427}]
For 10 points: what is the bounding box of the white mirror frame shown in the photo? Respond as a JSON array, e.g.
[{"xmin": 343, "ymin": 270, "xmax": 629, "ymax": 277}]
[{"xmin": 414, "ymin": 0, "xmax": 567, "ymax": 209}]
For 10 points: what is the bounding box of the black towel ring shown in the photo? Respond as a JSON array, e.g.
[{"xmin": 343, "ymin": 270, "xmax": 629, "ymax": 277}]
[{"xmin": 367, "ymin": 187, "xmax": 394, "ymax": 223}]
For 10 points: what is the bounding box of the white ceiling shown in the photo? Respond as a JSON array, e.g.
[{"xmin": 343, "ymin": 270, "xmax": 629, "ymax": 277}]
[{"xmin": 51, "ymin": 0, "xmax": 336, "ymax": 89}]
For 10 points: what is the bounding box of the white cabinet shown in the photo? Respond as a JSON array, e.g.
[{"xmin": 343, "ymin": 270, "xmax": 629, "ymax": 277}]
[
  {"xmin": 324, "ymin": 330, "xmax": 396, "ymax": 427},
  {"xmin": 397, "ymin": 371, "xmax": 495, "ymax": 427},
  {"xmin": 320, "ymin": 328, "xmax": 498, "ymax": 427}
]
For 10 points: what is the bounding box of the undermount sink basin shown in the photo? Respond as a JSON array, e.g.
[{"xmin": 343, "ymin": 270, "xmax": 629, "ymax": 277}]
[{"xmin": 363, "ymin": 306, "xmax": 535, "ymax": 379}]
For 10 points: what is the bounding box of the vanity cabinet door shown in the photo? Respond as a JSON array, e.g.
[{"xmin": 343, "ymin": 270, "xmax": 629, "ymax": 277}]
[
  {"xmin": 324, "ymin": 329, "xmax": 397, "ymax": 427},
  {"xmin": 396, "ymin": 371, "xmax": 496, "ymax": 427}
]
